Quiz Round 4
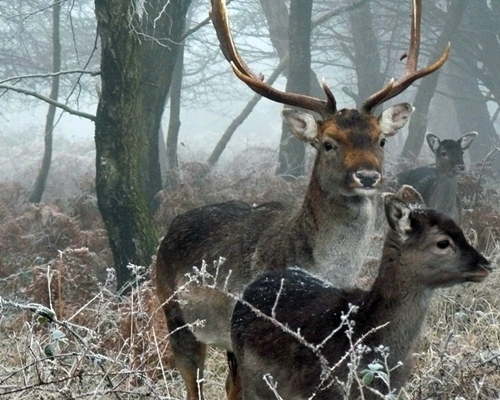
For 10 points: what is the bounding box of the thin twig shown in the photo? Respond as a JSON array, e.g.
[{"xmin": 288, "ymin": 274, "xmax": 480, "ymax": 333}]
[
  {"xmin": 0, "ymin": 69, "xmax": 100, "ymax": 85},
  {"xmin": 0, "ymin": 84, "xmax": 96, "ymax": 121}
]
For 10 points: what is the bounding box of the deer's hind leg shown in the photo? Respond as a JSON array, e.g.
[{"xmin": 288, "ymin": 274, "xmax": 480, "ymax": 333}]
[
  {"xmin": 165, "ymin": 303, "xmax": 207, "ymax": 400},
  {"xmin": 226, "ymin": 351, "xmax": 242, "ymax": 400}
]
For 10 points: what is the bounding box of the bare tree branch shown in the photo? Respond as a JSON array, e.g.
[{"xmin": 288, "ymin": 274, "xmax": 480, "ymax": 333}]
[
  {"xmin": 0, "ymin": 83, "xmax": 96, "ymax": 121},
  {"xmin": 313, "ymin": 0, "xmax": 370, "ymax": 27},
  {"xmin": 0, "ymin": 69, "xmax": 100, "ymax": 84}
]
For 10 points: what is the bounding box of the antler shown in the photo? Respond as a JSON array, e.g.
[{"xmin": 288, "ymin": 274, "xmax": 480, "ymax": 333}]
[
  {"xmin": 361, "ymin": 0, "xmax": 450, "ymax": 114},
  {"xmin": 210, "ymin": 0, "xmax": 337, "ymax": 118}
]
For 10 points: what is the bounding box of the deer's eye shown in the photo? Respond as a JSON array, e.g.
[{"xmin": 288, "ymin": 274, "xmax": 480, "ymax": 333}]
[
  {"xmin": 441, "ymin": 151, "xmax": 448, "ymax": 158},
  {"xmin": 324, "ymin": 141, "xmax": 337, "ymax": 152},
  {"xmin": 437, "ymin": 239, "xmax": 450, "ymax": 249},
  {"xmin": 380, "ymin": 138, "xmax": 387, "ymax": 148}
]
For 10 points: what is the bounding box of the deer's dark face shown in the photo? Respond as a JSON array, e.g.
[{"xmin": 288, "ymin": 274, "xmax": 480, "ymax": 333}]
[
  {"xmin": 435, "ymin": 140, "xmax": 466, "ymax": 175},
  {"xmin": 426, "ymin": 133, "xmax": 477, "ymax": 176},
  {"xmin": 397, "ymin": 209, "xmax": 491, "ymax": 287},
  {"xmin": 316, "ymin": 110, "xmax": 384, "ymax": 196}
]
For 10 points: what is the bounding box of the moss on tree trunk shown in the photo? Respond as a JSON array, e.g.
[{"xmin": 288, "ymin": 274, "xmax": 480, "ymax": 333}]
[{"xmin": 94, "ymin": 0, "xmax": 158, "ymax": 290}]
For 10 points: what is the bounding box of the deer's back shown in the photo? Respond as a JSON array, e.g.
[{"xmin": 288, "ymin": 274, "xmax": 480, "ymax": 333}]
[
  {"xmin": 232, "ymin": 268, "xmax": 365, "ymax": 399},
  {"xmin": 397, "ymin": 166, "xmax": 436, "ymax": 204},
  {"xmin": 156, "ymin": 200, "xmax": 292, "ymax": 294}
]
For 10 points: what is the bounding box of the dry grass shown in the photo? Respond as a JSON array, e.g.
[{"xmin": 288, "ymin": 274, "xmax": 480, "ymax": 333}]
[{"xmin": 0, "ymin": 152, "xmax": 499, "ymax": 399}]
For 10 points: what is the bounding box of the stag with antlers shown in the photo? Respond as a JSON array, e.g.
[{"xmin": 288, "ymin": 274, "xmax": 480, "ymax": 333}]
[{"xmin": 155, "ymin": 1, "xmax": 449, "ymax": 399}]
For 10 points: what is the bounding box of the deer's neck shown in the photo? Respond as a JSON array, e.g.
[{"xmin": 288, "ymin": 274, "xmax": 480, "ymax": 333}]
[
  {"xmin": 294, "ymin": 173, "xmax": 376, "ymax": 288},
  {"xmin": 430, "ymin": 171, "xmax": 459, "ymax": 222},
  {"xmin": 359, "ymin": 238, "xmax": 434, "ymax": 367}
]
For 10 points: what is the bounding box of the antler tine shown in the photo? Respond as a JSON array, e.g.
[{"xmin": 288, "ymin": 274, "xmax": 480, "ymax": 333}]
[
  {"xmin": 361, "ymin": 0, "xmax": 450, "ymax": 114},
  {"xmin": 210, "ymin": 0, "xmax": 337, "ymax": 118}
]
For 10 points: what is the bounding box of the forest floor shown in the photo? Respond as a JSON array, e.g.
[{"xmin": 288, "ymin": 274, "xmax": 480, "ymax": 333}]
[{"xmin": 1, "ymin": 155, "xmax": 500, "ymax": 399}]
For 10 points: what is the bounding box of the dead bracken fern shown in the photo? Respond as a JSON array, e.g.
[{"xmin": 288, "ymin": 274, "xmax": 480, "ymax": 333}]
[{"xmin": 0, "ymin": 267, "xmax": 180, "ymax": 399}]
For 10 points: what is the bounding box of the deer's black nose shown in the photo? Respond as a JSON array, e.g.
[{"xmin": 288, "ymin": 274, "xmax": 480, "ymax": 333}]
[{"xmin": 355, "ymin": 170, "xmax": 381, "ymax": 188}]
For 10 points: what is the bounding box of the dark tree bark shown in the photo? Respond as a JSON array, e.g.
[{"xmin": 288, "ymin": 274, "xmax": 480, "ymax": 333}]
[
  {"xmin": 401, "ymin": 0, "xmax": 467, "ymax": 160},
  {"xmin": 94, "ymin": 0, "xmax": 191, "ymax": 290},
  {"xmin": 139, "ymin": 0, "xmax": 191, "ymax": 211},
  {"xmin": 276, "ymin": 0, "xmax": 313, "ymax": 177},
  {"xmin": 28, "ymin": 1, "xmax": 61, "ymax": 204},
  {"xmin": 164, "ymin": 43, "xmax": 184, "ymax": 190},
  {"xmin": 260, "ymin": 0, "xmax": 325, "ymax": 102},
  {"xmin": 348, "ymin": 0, "xmax": 383, "ymax": 109},
  {"xmin": 447, "ymin": 57, "xmax": 500, "ymax": 169},
  {"xmin": 166, "ymin": 48, "xmax": 183, "ymax": 173},
  {"xmin": 260, "ymin": 0, "xmax": 289, "ymax": 61}
]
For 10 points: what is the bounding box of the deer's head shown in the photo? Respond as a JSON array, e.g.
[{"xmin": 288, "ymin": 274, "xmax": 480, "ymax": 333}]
[
  {"xmin": 210, "ymin": 0, "xmax": 449, "ymax": 197},
  {"xmin": 426, "ymin": 132, "xmax": 478, "ymax": 176},
  {"xmin": 384, "ymin": 186, "xmax": 491, "ymax": 287},
  {"xmin": 283, "ymin": 104, "xmax": 414, "ymax": 196}
]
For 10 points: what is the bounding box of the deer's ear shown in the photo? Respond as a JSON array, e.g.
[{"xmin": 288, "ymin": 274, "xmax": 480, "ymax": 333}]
[
  {"xmin": 425, "ymin": 133, "xmax": 441, "ymax": 154},
  {"xmin": 383, "ymin": 193, "xmax": 412, "ymax": 238},
  {"xmin": 282, "ymin": 109, "xmax": 319, "ymax": 147},
  {"xmin": 396, "ymin": 184, "xmax": 426, "ymax": 208},
  {"xmin": 378, "ymin": 103, "xmax": 414, "ymax": 137},
  {"xmin": 458, "ymin": 131, "xmax": 478, "ymax": 150}
]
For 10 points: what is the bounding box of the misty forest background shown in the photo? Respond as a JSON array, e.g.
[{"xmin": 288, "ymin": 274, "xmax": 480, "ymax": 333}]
[{"xmin": 1, "ymin": 0, "xmax": 500, "ymax": 399}]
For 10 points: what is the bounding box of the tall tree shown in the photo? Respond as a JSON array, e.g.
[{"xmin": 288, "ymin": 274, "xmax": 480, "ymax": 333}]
[
  {"xmin": 165, "ymin": 48, "xmax": 184, "ymax": 190},
  {"xmin": 28, "ymin": 0, "xmax": 61, "ymax": 203},
  {"xmin": 139, "ymin": 0, "xmax": 191, "ymax": 211},
  {"xmin": 445, "ymin": 56, "xmax": 500, "ymax": 175},
  {"xmin": 94, "ymin": 0, "xmax": 191, "ymax": 290},
  {"xmin": 401, "ymin": 0, "xmax": 467, "ymax": 160},
  {"xmin": 348, "ymin": 0, "xmax": 384, "ymax": 109},
  {"xmin": 276, "ymin": 0, "xmax": 313, "ymax": 177},
  {"xmin": 260, "ymin": 0, "xmax": 324, "ymax": 99},
  {"xmin": 466, "ymin": 0, "xmax": 500, "ymax": 107}
]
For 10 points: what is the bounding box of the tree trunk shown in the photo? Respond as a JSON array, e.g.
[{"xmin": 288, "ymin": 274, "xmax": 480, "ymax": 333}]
[
  {"xmin": 276, "ymin": 0, "xmax": 313, "ymax": 177},
  {"xmin": 467, "ymin": 0, "xmax": 500, "ymax": 106},
  {"xmin": 447, "ymin": 57, "xmax": 500, "ymax": 169},
  {"xmin": 94, "ymin": 1, "xmax": 156, "ymax": 291},
  {"xmin": 164, "ymin": 42, "xmax": 184, "ymax": 190},
  {"xmin": 28, "ymin": 1, "xmax": 61, "ymax": 203},
  {"xmin": 260, "ymin": 0, "xmax": 324, "ymax": 103},
  {"xmin": 139, "ymin": 0, "xmax": 191, "ymax": 212},
  {"xmin": 94, "ymin": 0, "xmax": 191, "ymax": 291},
  {"xmin": 401, "ymin": 0, "xmax": 467, "ymax": 160},
  {"xmin": 348, "ymin": 0, "xmax": 383, "ymax": 109}
]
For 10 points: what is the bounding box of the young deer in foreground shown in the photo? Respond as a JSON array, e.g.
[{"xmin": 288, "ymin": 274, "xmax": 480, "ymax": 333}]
[
  {"xmin": 155, "ymin": 1, "xmax": 449, "ymax": 399},
  {"xmin": 231, "ymin": 186, "xmax": 490, "ymax": 400},
  {"xmin": 397, "ymin": 132, "xmax": 477, "ymax": 225}
]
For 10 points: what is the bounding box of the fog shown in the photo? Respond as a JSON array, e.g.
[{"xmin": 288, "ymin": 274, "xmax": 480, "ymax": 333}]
[{"xmin": 1, "ymin": 0, "xmax": 499, "ymax": 197}]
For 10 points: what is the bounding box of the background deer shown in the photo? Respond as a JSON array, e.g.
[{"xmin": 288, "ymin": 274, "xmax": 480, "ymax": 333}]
[
  {"xmin": 154, "ymin": 1, "xmax": 449, "ymax": 399},
  {"xmin": 397, "ymin": 132, "xmax": 477, "ymax": 225},
  {"xmin": 231, "ymin": 186, "xmax": 490, "ymax": 400}
]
